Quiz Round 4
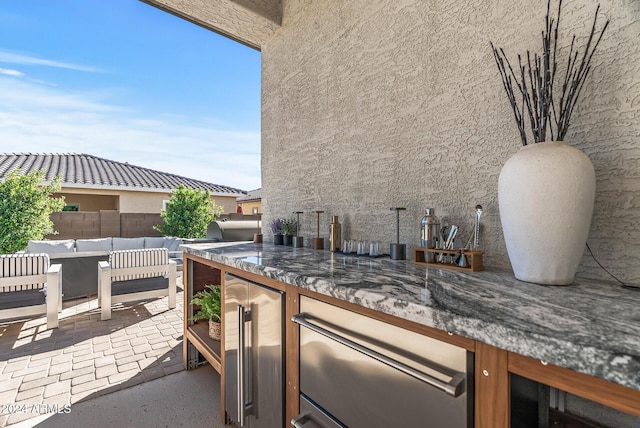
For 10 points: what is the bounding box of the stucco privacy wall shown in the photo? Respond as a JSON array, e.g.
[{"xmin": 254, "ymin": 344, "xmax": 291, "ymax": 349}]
[{"xmin": 261, "ymin": 0, "xmax": 640, "ymax": 283}]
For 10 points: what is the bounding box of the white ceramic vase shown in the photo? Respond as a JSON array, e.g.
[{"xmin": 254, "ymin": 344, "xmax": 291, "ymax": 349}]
[{"xmin": 498, "ymin": 141, "xmax": 595, "ymax": 285}]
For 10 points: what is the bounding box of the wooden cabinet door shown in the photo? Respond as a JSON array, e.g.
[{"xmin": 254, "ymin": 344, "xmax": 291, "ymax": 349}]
[{"xmin": 475, "ymin": 342, "xmax": 509, "ymax": 428}]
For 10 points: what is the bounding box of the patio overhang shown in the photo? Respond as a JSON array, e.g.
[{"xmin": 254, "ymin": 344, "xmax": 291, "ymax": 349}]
[{"xmin": 140, "ymin": 0, "xmax": 282, "ymax": 50}]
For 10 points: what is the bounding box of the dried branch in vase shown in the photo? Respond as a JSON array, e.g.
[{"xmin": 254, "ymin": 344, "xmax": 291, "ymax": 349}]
[{"xmin": 490, "ymin": 0, "xmax": 609, "ymax": 145}]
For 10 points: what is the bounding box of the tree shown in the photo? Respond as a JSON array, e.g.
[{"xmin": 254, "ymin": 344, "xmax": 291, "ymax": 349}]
[
  {"xmin": 154, "ymin": 185, "xmax": 223, "ymax": 238},
  {"xmin": 0, "ymin": 170, "xmax": 65, "ymax": 253}
]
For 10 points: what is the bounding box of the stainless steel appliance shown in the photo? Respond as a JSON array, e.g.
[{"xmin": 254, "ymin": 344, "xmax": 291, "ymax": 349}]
[
  {"xmin": 224, "ymin": 273, "xmax": 284, "ymax": 427},
  {"xmin": 292, "ymin": 296, "xmax": 473, "ymax": 428}
]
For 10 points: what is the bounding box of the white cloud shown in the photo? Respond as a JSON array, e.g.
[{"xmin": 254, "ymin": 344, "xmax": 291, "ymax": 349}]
[
  {"xmin": 0, "ymin": 67, "xmax": 23, "ymax": 77},
  {"xmin": 0, "ymin": 76, "xmax": 261, "ymax": 190},
  {"xmin": 0, "ymin": 78, "xmax": 125, "ymax": 113},
  {"xmin": 0, "ymin": 50, "xmax": 102, "ymax": 73}
]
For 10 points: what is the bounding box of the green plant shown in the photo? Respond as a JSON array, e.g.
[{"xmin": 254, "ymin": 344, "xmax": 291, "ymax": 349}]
[
  {"xmin": 190, "ymin": 284, "xmax": 221, "ymax": 322},
  {"xmin": 0, "ymin": 170, "xmax": 65, "ymax": 253},
  {"xmin": 281, "ymin": 218, "xmax": 298, "ymax": 236},
  {"xmin": 154, "ymin": 185, "xmax": 223, "ymax": 238}
]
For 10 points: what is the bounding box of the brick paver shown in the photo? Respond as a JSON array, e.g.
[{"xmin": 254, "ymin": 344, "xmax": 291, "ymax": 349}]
[{"xmin": 0, "ymin": 277, "xmax": 185, "ymax": 427}]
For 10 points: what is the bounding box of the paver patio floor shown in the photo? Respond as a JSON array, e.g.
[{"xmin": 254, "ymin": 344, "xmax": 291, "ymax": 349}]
[{"xmin": 0, "ymin": 279, "xmax": 185, "ymax": 427}]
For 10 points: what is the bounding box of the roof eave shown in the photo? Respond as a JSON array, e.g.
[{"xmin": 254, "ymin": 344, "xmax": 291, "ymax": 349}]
[{"xmin": 57, "ymin": 182, "xmax": 246, "ymax": 197}]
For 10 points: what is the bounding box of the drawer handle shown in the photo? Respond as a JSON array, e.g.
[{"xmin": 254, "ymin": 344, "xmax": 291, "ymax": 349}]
[
  {"xmin": 291, "ymin": 412, "xmax": 312, "ymax": 428},
  {"xmin": 291, "ymin": 398, "xmax": 346, "ymax": 428},
  {"xmin": 292, "ymin": 313, "xmax": 466, "ymax": 397}
]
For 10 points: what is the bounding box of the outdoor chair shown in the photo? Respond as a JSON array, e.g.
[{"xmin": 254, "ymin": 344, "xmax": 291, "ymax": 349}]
[
  {"xmin": 98, "ymin": 248, "xmax": 176, "ymax": 321},
  {"xmin": 0, "ymin": 253, "xmax": 61, "ymax": 329}
]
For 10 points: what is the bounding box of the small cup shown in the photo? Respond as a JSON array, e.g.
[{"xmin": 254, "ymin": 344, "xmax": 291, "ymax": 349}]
[{"xmin": 369, "ymin": 241, "xmax": 379, "ymax": 257}]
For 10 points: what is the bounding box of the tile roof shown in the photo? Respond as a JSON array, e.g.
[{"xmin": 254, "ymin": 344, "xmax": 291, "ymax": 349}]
[
  {"xmin": 0, "ymin": 153, "xmax": 246, "ymax": 196},
  {"xmin": 237, "ymin": 188, "xmax": 261, "ymax": 202}
]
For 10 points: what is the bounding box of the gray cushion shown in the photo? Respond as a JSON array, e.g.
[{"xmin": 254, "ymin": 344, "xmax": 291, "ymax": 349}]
[
  {"xmin": 0, "ymin": 289, "xmax": 46, "ymax": 310},
  {"xmin": 144, "ymin": 237, "xmax": 167, "ymax": 249},
  {"xmin": 76, "ymin": 238, "xmax": 113, "ymax": 252},
  {"xmin": 50, "ymin": 254, "xmax": 109, "ymax": 301},
  {"xmin": 162, "ymin": 237, "xmax": 183, "ymax": 252},
  {"xmin": 112, "ymin": 277, "xmax": 168, "ymax": 296},
  {"xmin": 27, "ymin": 239, "xmax": 75, "ymax": 254},
  {"xmin": 112, "ymin": 237, "xmax": 145, "ymax": 251}
]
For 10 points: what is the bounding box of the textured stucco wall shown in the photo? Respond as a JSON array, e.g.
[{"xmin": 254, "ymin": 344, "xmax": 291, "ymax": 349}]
[
  {"xmin": 58, "ymin": 187, "xmax": 239, "ymax": 214},
  {"xmin": 261, "ymin": 0, "xmax": 640, "ymax": 283},
  {"xmin": 55, "ymin": 193, "xmax": 119, "ymax": 212}
]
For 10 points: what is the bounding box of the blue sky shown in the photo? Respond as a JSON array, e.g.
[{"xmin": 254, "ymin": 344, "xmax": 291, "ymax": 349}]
[{"xmin": 0, "ymin": 0, "xmax": 261, "ymax": 191}]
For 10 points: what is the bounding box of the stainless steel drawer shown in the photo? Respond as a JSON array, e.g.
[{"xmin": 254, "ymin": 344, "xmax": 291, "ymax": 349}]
[{"xmin": 293, "ymin": 296, "xmax": 473, "ymax": 428}]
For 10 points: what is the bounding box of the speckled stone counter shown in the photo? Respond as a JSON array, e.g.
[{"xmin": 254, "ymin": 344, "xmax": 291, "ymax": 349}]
[{"xmin": 181, "ymin": 242, "xmax": 640, "ymax": 391}]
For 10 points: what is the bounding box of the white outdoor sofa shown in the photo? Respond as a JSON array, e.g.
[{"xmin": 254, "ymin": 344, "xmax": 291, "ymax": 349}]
[
  {"xmin": 98, "ymin": 248, "xmax": 177, "ymax": 321},
  {"xmin": 0, "ymin": 253, "xmax": 61, "ymax": 329},
  {"xmin": 26, "ymin": 237, "xmax": 183, "ymax": 301}
]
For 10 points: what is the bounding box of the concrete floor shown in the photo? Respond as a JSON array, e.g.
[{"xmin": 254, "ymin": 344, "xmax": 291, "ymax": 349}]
[{"xmin": 9, "ymin": 364, "xmax": 229, "ymax": 428}]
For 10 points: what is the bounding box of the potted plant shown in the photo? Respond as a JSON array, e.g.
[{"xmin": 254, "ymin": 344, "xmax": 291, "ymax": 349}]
[
  {"xmin": 490, "ymin": 0, "xmax": 608, "ymax": 285},
  {"xmin": 190, "ymin": 284, "xmax": 221, "ymax": 340},
  {"xmin": 281, "ymin": 218, "xmax": 298, "ymax": 246},
  {"xmin": 270, "ymin": 218, "xmax": 284, "ymax": 245}
]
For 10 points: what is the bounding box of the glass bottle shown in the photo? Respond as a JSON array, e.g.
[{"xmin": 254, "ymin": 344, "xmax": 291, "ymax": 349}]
[{"xmin": 329, "ymin": 216, "xmax": 342, "ymax": 252}]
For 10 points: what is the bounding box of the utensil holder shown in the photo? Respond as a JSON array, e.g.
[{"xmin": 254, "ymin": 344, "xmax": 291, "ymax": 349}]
[{"xmin": 413, "ymin": 248, "xmax": 484, "ymax": 272}]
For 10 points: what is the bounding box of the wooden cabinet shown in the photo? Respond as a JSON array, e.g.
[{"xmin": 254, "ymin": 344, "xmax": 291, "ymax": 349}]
[
  {"xmin": 183, "ymin": 253, "xmax": 639, "ymax": 427},
  {"xmin": 474, "ymin": 342, "xmax": 640, "ymax": 428},
  {"xmin": 475, "ymin": 343, "xmax": 509, "ymax": 428},
  {"xmin": 509, "ymin": 352, "xmax": 640, "ymax": 422},
  {"xmin": 182, "ymin": 254, "xmax": 225, "ymax": 423},
  {"xmin": 184, "ymin": 253, "xmax": 289, "ymax": 426},
  {"xmin": 183, "ymin": 254, "xmax": 223, "ymax": 373}
]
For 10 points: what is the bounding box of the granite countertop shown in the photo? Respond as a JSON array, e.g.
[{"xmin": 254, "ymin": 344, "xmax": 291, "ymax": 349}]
[{"xmin": 181, "ymin": 241, "xmax": 640, "ymax": 391}]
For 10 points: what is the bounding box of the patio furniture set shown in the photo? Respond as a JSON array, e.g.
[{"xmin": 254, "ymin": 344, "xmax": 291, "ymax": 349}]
[{"xmin": 0, "ymin": 237, "xmax": 182, "ymax": 328}]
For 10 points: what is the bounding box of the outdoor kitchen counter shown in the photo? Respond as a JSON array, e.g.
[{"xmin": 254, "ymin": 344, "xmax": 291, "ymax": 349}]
[{"xmin": 181, "ymin": 241, "xmax": 640, "ymax": 391}]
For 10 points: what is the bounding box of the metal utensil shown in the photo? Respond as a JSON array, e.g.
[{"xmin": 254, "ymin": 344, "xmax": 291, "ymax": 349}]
[
  {"xmin": 445, "ymin": 225, "xmax": 458, "ymax": 250},
  {"xmin": 440, "ymin": 224, "xmax": 450, "ymax": 250},
  {"xmin": 457, "ymin": 249, "xmax": 469, "ymax": 268},
  {"xmin": 464, "ymin": 231, "xmax": 473, "ymax": 250},
  {"xmin": 474, "ymin": 205, "xmax": 483, "ymax": 249}
]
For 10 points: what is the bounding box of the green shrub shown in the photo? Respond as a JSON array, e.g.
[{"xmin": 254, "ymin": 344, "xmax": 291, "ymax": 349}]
[
  {"xmin": 154, "ymin": 185, "xmax": 223, "ymax": 238},
  {"xmin": 0, "ymin": 170, "xmax": 65, "ymax": 254}
]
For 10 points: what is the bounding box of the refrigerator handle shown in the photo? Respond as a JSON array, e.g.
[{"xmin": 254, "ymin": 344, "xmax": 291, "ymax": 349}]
[
  {"xmin": 237, "ymin": 304, "xmax": 253, "ymax": 426},
  {"xmin": 237, "ymin": 304, "xmax": 246, "ymax": 427}
]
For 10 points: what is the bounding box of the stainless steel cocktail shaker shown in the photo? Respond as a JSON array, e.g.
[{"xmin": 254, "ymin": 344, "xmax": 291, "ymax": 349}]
[
  {"xmin": 421, "ymin": 208, "xmax": 440, "ymax": 248},
  {"xmin": 421, "ymin": 208, "xmax": 440, "ymax": 263}
]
